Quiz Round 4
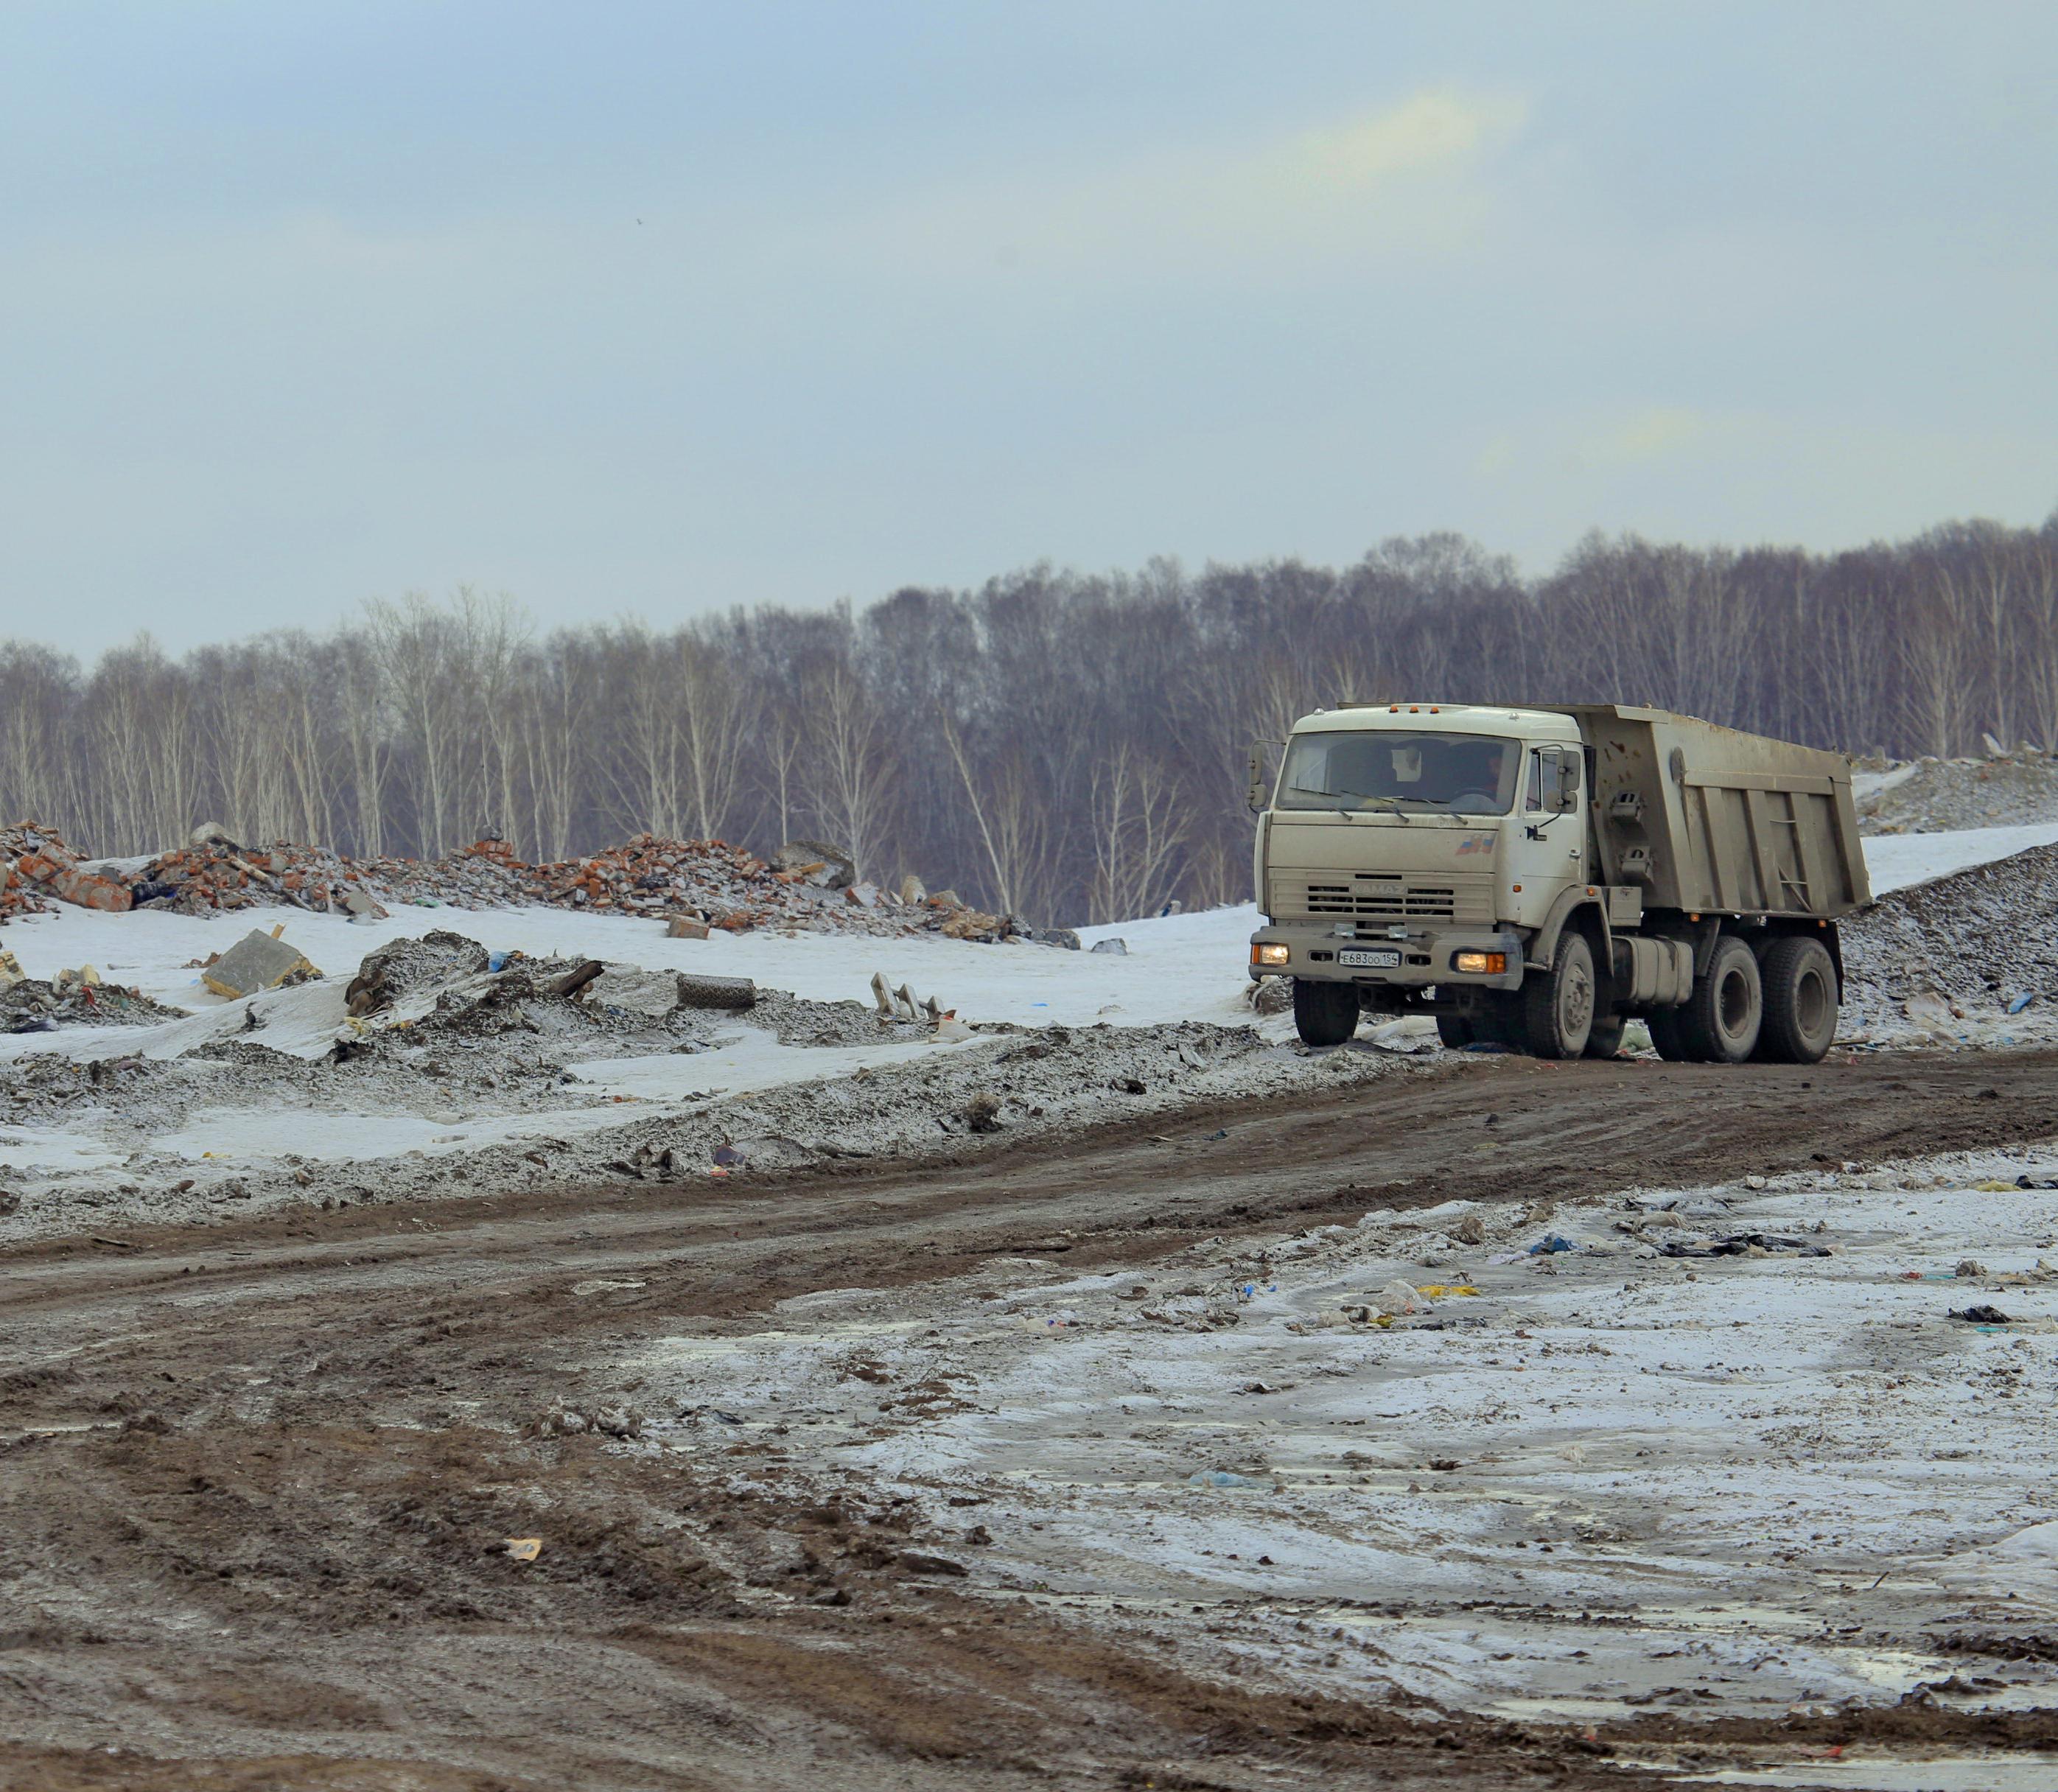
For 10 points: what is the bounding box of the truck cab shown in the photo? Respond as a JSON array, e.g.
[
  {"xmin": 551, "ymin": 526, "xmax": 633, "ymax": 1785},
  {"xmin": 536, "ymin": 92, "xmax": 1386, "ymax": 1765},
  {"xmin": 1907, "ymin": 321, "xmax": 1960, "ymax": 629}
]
[{"xmin": 1250, "ymin": 704, "xmax": 1589, "ymax": 1027}]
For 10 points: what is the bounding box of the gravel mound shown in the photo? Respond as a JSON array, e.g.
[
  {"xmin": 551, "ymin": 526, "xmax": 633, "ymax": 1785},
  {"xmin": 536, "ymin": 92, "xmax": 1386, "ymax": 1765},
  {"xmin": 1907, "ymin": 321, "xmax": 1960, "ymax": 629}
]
[
  {"xmin": 1857, "ymin": 752, "xmax": 2058, "ymax": 834},
  {"xmin": 1841, "ymin": 842, "xmax": 2058, "ymax": 1042}
]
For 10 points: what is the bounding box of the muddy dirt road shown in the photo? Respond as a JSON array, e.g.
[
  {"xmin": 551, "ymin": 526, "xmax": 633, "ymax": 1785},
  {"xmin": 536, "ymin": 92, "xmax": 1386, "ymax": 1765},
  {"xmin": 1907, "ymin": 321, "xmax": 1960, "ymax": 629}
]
[{"xmin": 6, "ymin": 1051, "xmax": 2058, "ymax": 1790}]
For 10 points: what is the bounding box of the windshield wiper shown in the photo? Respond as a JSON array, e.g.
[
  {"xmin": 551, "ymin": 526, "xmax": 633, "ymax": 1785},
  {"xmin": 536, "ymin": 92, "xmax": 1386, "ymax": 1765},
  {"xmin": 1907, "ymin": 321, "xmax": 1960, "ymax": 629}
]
[{"xmin": 1284, "ymin": 784, "xmax": 1411, "ymax": 823}]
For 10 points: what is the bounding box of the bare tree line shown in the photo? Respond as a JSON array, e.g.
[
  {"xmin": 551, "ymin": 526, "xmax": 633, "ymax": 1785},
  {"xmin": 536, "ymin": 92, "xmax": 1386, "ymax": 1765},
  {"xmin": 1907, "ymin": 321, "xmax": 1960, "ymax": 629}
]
[{"xmin": 4, "ymin": 512, "xmax": 2055, "ymax": 925}]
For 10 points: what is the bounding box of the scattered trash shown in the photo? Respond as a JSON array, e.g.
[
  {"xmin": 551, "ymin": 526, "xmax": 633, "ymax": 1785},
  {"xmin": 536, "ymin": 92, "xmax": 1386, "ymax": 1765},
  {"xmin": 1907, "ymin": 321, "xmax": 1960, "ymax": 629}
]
[
  {"xmin": 1187, "ymin": 1469, "xmax": 1265, "ymax": 1488},
  {"xmin": 0, "ymin": 950, "xmax": 21, "ymax": 989},
  {"xmin": 2008, "ymin": 993, "xmax": 2036, "ymax": 1015},
  {"xmin": 1375, "ymin": 1278, "xmax": 1429, "ymax": 1316},
  {"xmin": 1662, "ymin": 1233, "xmax": 1834, "ymax": 1259},
  {"xmin": 1415, "ymin": 1284, "xmax": 1480, "ymax": 1299},
  {"xmin": 2016, "ymin": 1173, "xmax": 2058, "ymax": 1190},
  {"xmin": 503, "ymin": 1537, "xmax": 542, "ymax": 1562},
  {"xmin": 1949, "ymin": 1305, "xmax": 2012, "ymax": 1324},
  {"xmin": 1956, "ymin": 1259, "xmax": 1987, "ymax": 1278},
  {"xmin": 1527, "ymin": 1234, "xmax": 1577, "ymax": 1256}
]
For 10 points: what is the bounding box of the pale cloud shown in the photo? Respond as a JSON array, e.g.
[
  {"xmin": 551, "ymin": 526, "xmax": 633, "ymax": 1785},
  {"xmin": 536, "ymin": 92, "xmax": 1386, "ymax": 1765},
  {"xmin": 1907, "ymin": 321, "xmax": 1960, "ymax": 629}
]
[
  {"xmin": 839, "ymin": 86, "xmax": 1530, "ymax": 282},
  {"xmin": 1594, "ymin": 406, "xmax": 1707, "ymax": 466}
]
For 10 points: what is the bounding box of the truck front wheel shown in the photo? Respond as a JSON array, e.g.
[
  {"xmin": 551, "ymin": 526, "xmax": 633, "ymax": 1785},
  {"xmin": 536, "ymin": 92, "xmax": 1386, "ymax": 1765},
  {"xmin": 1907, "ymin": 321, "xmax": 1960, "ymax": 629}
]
[
  {"xmin": 1679, "ymin": 936, "xmax": 1763, "ymax": 1063},
  {"xmin": 1522, "ymin": 931, "xmax": 1596, "ymax": 1059},
  {"xmin": 1755, "ymin": 936, "xmax": 1838, "ymax": 1063},
  {"xmin": 1292, "ymin": 978, "xmax": 1361, "ymax": 1047}
]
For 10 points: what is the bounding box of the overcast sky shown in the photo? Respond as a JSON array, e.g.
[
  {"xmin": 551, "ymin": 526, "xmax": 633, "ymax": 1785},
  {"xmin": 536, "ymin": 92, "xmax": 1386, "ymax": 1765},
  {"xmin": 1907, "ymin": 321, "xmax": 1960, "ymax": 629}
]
[{"xmin": 4, "ymin": 1, "xmax": 2054, "ymax": 658}]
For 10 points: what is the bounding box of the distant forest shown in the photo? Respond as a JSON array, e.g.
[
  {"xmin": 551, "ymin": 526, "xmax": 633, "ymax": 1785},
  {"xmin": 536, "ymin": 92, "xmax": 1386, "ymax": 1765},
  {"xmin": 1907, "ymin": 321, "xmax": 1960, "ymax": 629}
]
[{"xmin": 4, "ymin": 512, "xmax": 2056, "ymax": 925}]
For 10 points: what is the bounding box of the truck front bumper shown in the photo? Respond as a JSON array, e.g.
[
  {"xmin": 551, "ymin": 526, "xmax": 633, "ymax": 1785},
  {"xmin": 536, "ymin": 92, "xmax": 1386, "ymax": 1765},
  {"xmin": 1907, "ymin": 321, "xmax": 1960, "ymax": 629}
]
[{"xmin": 1247, "ymin": 923, "xmax": 1527, "ymax": 994}]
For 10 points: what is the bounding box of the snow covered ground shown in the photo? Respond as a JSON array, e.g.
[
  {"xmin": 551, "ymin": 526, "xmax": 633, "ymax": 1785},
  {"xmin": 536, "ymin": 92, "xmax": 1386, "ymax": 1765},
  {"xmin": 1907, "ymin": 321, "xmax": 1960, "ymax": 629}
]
[
  {"xmin": 1, "ymin": 825, "xmax": 2054, "ymax": 1234},
  {"xmin": 1862, "ymin": 823, "xmax": 2058, "ymax": 895},
  {"xmin": 626, "ymin": 1142, "xmax": 2058, "ymax": 1727},
  {"xmin": 0, "ymin": 899, "xmax": 1265, "ymax": 1037}
]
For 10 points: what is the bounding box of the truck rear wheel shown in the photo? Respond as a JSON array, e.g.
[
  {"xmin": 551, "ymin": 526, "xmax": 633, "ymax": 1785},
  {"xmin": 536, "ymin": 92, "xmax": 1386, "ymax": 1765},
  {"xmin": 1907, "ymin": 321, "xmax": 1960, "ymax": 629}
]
[
  {"xmin": 1679, "ymin": 936, "xmax": 1763, "ymax": 1063},
  {"xmin": 1292, "ymin": 978, "xmax": 1360, "ymax": 1047},
  {"xmin": 1435, "ymin": 1014, "xmax": 1474, "ymax": 1049},
  {"xmin": 1756, "ymin": 936, "xmax": 1838, "ymax": 1063},
  {"xmin": 1522, "ymin": 931, "xmax": 1596, "ymax": 1059}
]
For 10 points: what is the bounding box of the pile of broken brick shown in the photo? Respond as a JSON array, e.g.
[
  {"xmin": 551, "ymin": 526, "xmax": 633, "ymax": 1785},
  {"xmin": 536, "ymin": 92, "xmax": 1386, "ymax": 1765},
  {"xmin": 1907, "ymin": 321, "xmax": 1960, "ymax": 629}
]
[{"xmin": 0, "ymin": 822, "xmax": 1025, "ymax": 943}]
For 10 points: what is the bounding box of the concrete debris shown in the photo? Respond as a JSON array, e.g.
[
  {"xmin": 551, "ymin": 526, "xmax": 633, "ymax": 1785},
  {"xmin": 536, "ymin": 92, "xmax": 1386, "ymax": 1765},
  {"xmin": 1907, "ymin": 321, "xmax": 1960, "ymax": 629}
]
[
  {"xmin": 201, "ymin": 929, "xmax": 322, "ymax": 1000},
  {"xmin": 584, "ymin": 966, "xmax": 685, "ymax": 1020},
  {"xmin": 1, "ymin": 822, "xmax": 1023, "ymax": 944},
  {"xmin": 675, "ymin": 973, "xmax": 757, "ymax": 1012},
  {"xmin": 1090, "ymin": 937, "xmax": 1128, "ymax": 956},
  {"xmin": 0, "ymin": 950, "xmax": 21, "ymax": 989},
  {"xmin": 769, "ymin": 839, "xmax": 855, "ymax": 889}
]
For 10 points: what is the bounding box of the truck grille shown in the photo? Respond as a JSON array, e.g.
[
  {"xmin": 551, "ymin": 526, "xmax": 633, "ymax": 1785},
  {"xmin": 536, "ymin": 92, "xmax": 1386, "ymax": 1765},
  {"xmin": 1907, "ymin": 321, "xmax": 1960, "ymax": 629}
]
[{"xmin": 1272, "ymin": 872, "xmax": 1494, "ymax": 926}]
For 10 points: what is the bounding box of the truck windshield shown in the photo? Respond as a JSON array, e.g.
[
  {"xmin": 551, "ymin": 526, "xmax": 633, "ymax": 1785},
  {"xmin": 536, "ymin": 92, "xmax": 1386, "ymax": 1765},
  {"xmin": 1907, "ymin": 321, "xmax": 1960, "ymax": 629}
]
[{"xmin": 1277, "ymin": 729, "xmax": 1522, "ymax": 816}]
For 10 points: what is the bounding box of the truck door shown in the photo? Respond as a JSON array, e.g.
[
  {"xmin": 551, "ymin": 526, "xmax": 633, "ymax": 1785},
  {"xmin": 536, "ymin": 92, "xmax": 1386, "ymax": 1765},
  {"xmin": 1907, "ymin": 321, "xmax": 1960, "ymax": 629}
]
[{"xmin": 1530, "ymin": 746, "xmax": 1585, "ymax": 878}]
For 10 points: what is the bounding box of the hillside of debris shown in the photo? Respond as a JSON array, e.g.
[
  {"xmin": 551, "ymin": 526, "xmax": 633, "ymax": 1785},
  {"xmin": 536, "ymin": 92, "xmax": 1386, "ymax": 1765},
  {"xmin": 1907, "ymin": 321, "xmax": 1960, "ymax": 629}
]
[
  {"xmin": 1855, "ymin": 746, "xmax": 2058, "ymax": 833},
  {"xmin": 0, "ymin": 822, "xmax": 1026, "ymax": 942}
]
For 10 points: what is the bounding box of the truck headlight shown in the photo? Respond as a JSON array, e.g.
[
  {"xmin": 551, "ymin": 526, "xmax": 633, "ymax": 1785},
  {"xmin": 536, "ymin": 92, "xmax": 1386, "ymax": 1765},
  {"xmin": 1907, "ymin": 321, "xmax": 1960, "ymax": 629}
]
[
  {"xmin": 1454, "ymin": 950, "xmax": 1506, "ymax": 975},
  {"xmin": 1253, "ymin": 943, "xmax": 1290, "ymax": 967}
]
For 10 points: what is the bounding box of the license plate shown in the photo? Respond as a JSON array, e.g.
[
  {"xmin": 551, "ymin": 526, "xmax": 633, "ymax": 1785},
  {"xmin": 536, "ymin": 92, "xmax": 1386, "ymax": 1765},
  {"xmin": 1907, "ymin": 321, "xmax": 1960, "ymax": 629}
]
[{"xmin": 1338, "ymin": 948, "xmax": 1400, "ymax": 968}]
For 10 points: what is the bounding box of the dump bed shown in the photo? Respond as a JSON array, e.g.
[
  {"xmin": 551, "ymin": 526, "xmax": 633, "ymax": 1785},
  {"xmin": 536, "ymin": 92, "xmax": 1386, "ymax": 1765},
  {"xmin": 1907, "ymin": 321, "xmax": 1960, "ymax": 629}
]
[{"xmin": 1564, "ymin": 705, "xmax": 1870, "ymax": 918}]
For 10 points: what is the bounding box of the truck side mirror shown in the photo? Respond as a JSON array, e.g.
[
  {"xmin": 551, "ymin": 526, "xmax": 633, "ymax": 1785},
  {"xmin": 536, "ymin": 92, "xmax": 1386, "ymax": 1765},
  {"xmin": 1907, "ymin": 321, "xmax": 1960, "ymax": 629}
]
[
  {"xmin": 1247, "ymin": 742, "xmax": 1278, "ymax": 813},
  {"xmin": 1556, "ymin": 752, "xmax": 1582, "ymax": 811}
]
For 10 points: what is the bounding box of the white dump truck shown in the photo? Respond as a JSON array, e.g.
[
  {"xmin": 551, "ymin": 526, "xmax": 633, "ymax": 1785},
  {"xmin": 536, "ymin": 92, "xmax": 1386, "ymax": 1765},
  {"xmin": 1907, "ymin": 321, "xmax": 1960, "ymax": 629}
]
[{"xmin": 1247, "ymin": 702, "xmax": 1869, "ymax": 1063}]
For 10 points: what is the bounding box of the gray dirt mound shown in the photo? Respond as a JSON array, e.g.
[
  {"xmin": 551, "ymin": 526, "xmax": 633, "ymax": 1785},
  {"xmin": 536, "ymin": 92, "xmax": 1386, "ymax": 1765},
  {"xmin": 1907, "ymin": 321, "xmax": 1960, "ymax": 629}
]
[
  {"xmin": 1858, "ymin": 752, "xmax": 2058, "ymax": 834},
  {"xmin": 1, "ymin": 978, "xmax": 183, "ymax": 1031},
  {"xmin": 347, "ymin": 929, "xmax": 491, "ymax": 1008},
  {"xmin": 1841, "ymin": 842, "xmax": 2058, "ymax": 1033}
]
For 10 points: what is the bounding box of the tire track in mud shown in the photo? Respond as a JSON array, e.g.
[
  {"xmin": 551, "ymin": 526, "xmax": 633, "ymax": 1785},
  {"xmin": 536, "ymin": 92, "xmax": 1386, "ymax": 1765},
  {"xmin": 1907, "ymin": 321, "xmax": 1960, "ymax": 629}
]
[{"xmin": 4, "ymin": 1050, "xmax": 2058, "ymax": 1790}]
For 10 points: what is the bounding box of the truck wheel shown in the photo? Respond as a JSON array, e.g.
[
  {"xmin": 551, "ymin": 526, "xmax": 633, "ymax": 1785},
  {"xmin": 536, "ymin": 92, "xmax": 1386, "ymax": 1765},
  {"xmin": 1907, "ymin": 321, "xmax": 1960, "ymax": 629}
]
[
  {"xmin": 1435, "ymin": 1014, "xmax": 1474, "ymax": 1049},
  {"xmin": 1756, "ymin": 936, "xmax": 1838, "ymax": 1063},
  {"xmin": 1583, "ymin": 1015, "xmax": 1626, "ymax": 1059},
  {"xmin": 1521, "ymin": 931, "xmax": 1596, "ymax": 1059},
  {"xmin": 1292, "ymin": 978, "xmax": 1360, "ymax": 1047},
  {"xmin": 1679, "ymin": 937, "xmax": 1763, "ymax": 1063},
  {"xmin": 1647, "ymin": 1009, "xmax": 1695, "ymax": 1061}
]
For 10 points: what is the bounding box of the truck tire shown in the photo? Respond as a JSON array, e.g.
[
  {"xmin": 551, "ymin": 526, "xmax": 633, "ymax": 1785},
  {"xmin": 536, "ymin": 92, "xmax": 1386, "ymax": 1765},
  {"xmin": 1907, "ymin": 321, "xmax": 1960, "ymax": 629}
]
[
  {"xmin": 1583, "ymin": 1015, "xmax": 1626, "ymax": 1059},
  {"xmin": 1678, "ymin": 936, "xmax": 1763, "ymax": 1063},
  {"xmin": 1292, "ymin": 978, "xmax": 1360, "ymax": 1047},
  {"xmin": 1521, "ymin": 931, "xmax": 1596, "ymax": 1059},
  {"xmin": 1756, "ymin": 935, "xmax": 1838, "ymax": 1063},
  {"xmin": 1435, "ymin": 1014, "xmax": 1474, "ymax": 1050}
]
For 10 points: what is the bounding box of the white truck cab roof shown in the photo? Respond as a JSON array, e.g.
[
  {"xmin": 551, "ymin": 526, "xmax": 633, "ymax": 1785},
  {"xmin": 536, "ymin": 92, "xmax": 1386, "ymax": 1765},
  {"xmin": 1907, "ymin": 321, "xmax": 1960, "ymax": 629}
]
[{"xmin": 1290, "ymin": 702, "xmax": 1581, "ymax": 738}]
